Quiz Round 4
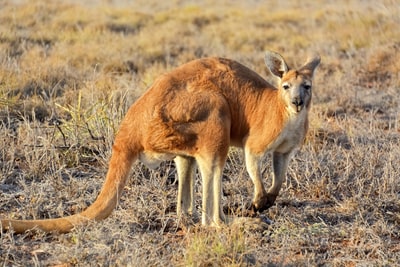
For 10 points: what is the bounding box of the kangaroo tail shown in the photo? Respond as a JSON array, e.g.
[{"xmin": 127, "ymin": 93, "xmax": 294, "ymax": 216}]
[{"xmin": 1, "ymin": 142, "xmax": 137, "ymax": 234}]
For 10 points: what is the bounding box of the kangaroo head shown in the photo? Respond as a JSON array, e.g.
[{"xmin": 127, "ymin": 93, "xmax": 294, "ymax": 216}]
[{"xmin": 264, "ymin": 51, "xmax": 321, "ymax": 113}]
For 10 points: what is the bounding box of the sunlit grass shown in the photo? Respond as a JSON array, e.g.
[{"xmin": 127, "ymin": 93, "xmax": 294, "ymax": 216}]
[
  {"xmin": 1, "ymin": 0, "xmax": 399, "ymax": 266},
  {"xmin": 182, "ymin": 227, "xmax": 249, "ymax": 267}
]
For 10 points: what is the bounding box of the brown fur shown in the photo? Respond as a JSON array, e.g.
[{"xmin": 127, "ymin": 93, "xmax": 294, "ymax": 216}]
[{"xmin": 1, "ymin": 51, "xmax": 320, "ymax": 233}]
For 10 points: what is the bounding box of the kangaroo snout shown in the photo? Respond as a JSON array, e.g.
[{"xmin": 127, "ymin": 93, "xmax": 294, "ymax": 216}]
[{"xmin": 292, "ymin": 96, "xmax": 304, "ymax": 112}]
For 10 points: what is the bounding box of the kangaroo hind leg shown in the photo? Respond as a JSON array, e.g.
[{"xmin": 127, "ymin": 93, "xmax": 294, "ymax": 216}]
[
  {"xmin": 196, "ymin": 152, "xmax": 227, "ymax": 227},
  {"xmin": 175, "ymin": 156, "xmax": 197, "ymax": 220}
]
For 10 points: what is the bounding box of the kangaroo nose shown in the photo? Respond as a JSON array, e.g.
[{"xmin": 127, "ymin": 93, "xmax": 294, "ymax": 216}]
[{"xmin": 292, "ymin": 97, "xmax": 303, "ymax": 107}]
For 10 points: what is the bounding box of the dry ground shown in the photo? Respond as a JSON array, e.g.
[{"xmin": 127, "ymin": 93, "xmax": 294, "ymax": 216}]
[{"xmin": 1, "ymin": 0, "xmax": 399, "ymax": 266}]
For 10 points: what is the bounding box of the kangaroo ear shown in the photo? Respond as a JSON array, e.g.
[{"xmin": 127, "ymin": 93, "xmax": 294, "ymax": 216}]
[
  {"xmin": 300, "ymin": 53, "xmax": 321, "ymax": 76},
  {"xmin": 264, "ymin": 51, "xmax": 289, "ymax": 78}
]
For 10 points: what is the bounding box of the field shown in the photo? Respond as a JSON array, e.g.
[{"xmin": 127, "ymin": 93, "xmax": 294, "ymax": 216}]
[{"xmin": 1, "ymin": 0, "xmax": 399, "ymax": 266}]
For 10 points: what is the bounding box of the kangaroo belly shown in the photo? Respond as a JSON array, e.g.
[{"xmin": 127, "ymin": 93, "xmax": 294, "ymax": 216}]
[{"xmin": 139, "ymin": 151, "xmax": 175, "ymax": 169}]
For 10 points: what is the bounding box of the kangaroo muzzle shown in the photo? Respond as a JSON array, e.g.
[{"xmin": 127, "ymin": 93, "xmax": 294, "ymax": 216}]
[{"xmin": 292, "ymin": 96, "xmax": 304, "ymax": 112}]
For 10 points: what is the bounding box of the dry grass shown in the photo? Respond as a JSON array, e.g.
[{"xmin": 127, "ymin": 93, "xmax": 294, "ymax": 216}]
[{"xmin": 1, "ymin": 0, "xmax": 400, "ymax": 266}]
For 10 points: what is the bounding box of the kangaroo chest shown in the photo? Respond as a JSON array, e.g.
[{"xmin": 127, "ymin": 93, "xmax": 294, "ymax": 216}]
[{"xmin": 267, "ymin": 110, "xmax": 308, "ymax": 154}]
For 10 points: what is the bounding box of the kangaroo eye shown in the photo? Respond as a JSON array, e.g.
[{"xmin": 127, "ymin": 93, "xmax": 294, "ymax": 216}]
[
  {"xmin": 304, "ymin": 84, "xmax": 311, "ymax": 90},
  {"xmin": 282, "ymin": 84, "xmax": 290, "ymax": 90}
]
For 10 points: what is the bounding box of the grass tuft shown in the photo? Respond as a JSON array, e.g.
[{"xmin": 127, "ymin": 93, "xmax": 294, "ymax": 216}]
[{"xmin": 183, "ymin": 227, "xmax": 250, "ymax": 267}]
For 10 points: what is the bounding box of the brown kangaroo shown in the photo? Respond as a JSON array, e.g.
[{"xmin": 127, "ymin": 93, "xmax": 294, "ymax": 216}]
[{"xmin": 1, "ymin": 51, "xmax": 320, "ymax": 233}]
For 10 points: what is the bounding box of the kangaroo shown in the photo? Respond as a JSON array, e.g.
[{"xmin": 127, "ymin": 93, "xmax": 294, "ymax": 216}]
[{"xmin": 1, "ymin": 51, "xmax": 320, "ymax": 233}]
